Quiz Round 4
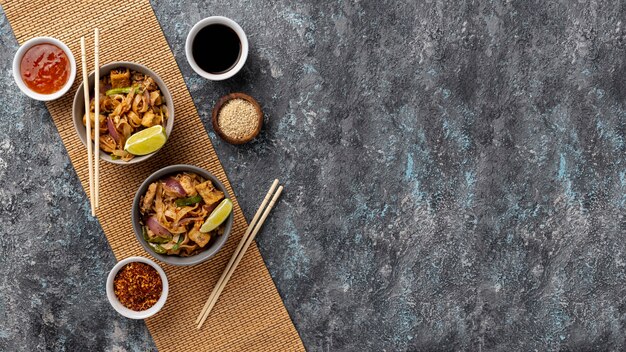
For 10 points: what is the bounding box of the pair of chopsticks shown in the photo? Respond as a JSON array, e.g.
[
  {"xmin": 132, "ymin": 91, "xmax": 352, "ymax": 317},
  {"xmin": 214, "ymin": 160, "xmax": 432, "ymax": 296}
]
[
  {"xmin": 196, "ymin": 179, "xmax": 284, "ymax": 329},
  {"xmin": 80, "ymin": 29, "xmax": 100, "ymax": 216}
]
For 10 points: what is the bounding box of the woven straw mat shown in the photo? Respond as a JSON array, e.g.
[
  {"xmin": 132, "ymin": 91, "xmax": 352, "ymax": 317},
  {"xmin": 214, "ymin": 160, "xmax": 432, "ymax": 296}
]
[{"xmin": 0, "ymin": 0, "xmax": 305, "ymax": 351}]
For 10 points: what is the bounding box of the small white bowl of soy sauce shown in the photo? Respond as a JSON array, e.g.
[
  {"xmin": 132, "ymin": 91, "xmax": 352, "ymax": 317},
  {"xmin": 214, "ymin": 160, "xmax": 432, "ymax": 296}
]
[{"xmin": 185, "ymin": 16, "xmax": 248, "ymax": 81}]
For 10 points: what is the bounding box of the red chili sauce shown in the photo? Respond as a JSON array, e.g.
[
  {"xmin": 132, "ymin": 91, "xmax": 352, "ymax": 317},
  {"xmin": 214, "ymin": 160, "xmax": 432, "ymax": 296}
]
[{"xmin": 20, "ymin": 43, "xmax": 70, "ymax": 94}]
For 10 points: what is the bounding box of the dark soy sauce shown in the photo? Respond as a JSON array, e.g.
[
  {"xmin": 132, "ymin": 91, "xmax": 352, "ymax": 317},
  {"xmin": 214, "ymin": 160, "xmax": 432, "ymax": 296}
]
[{"xmin": 192, "ymin": 24, "xmax": 241, "ymax": 74}]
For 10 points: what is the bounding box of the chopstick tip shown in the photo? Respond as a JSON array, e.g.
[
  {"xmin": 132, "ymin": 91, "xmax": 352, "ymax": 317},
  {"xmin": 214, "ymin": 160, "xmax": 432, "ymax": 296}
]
[{"xmin": 272, "ymin": 186, "xmax": 284, "ymax": 201}]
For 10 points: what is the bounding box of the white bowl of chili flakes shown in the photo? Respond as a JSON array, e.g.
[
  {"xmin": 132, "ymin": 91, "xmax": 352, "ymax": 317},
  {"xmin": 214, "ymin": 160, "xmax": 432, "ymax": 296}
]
[{"xmin": 106, "ymin": 256, "xmax": 169, "ymax": 319}]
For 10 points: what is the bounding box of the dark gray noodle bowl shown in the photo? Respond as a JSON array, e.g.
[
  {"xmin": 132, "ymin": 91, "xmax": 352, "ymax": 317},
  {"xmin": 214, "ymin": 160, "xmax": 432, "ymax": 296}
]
[{"xmin": 132, "ymin": 164, "xmax": 233, "ymax": 266}]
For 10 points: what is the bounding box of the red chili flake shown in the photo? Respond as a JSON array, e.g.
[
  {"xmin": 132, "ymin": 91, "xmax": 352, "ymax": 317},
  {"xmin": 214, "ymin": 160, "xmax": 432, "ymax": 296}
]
[{"xmin": 113, "ymin": 262, "xmax": 162, "ymax": 311}]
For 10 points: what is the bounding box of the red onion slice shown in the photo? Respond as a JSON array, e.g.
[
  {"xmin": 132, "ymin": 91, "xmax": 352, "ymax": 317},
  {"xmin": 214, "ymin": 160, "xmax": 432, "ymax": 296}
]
[
  {"xmin": 163, "ymin": 178, "xmax": 186, "ymax": 197},
  {"xmin": 107, "ymin": 116, "xmax": 121, "ymax": 143},
  {"xmin": 146, "ymin": 216, "xmax": 171, "ymax": 237},
  {"xmin": 144, "ymin": 89, "xmax": 151, "ymax": 108}
]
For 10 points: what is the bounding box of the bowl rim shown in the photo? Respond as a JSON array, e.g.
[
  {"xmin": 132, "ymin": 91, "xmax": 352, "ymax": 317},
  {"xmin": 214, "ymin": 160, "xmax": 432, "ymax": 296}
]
[
  {"xmin": 131, "ymin": 164, "xmax": 233, "ymax": 266},
  {"xmin": 185, "ymin": 16, "xmax": 249, "ymax": 81},
  {"xmin": 12, "ymin": 36, "xmax": 77, "ymax": 101},
  {"xmin": 106, "ymin": 256, "xmax": 169, "ymax": 319},
  {"xmin": 71, "ymin": 61, "xmax": 175, "ymax": 165}
]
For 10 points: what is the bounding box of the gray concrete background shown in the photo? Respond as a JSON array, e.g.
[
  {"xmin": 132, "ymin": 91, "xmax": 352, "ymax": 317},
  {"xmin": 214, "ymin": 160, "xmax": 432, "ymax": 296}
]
[{"xmin": 1, "ymin": 0, "xmax": 626, "ymax": 351}]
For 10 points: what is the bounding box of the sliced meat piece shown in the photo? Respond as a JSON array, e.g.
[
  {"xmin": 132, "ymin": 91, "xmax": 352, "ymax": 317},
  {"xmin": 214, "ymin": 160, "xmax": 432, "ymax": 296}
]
[
  {"xmin": 141, "ymin": 111, "xmax": 155, "ymax": 127},
  {"xmin": 188, "ymin": 225, "xmax": 211, "ymax": 247},
  {"xmin": 149, "ymin": 91, "xmax": 162, "ymax": 106},
  {"xmin": 195, "ymin": 181, "xmax": 224, "ymax": 207},
  {"xmin": 141, "ymin": 182, "xmax": 157, "ymax": 213},
  {"xmin": 179, "ymin": 175, "xmax": 197, "ymax": 196},
  {"xmin": 110, "ymin": 68, "xmax": 130, "ymax": 88}
]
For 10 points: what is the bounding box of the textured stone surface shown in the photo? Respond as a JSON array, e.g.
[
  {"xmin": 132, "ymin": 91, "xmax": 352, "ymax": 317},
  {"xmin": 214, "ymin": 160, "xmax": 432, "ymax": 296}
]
[{"xmin": 1, "ymin": 0, "xmax": 626, "ymax": 351}]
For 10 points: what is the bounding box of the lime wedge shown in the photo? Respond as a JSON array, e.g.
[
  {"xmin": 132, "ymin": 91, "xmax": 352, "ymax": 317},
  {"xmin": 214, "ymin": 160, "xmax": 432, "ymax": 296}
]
[
  {"xmin": 200, "ymin": 198, "xmax": 233, "ymax": 233},
  {"xmin": 124, "ymin": 125, "xmax": 167, "ymax": 155}
]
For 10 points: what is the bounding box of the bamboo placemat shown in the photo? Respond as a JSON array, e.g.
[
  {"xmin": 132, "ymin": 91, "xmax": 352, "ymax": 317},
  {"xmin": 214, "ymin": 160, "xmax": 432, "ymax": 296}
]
[{"xmin": 1, "ymin": 0, "xmax": 305, "ymax": 351}]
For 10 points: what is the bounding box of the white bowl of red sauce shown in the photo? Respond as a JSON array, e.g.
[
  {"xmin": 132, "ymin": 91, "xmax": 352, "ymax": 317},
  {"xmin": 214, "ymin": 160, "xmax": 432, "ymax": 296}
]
[
  {"xmin": 12, "ymin": 36, "xmax": 76, "ymax": 101},
  {"xmin": 106, "ymin": 256, "xmax": 169, "ymax": 319}
]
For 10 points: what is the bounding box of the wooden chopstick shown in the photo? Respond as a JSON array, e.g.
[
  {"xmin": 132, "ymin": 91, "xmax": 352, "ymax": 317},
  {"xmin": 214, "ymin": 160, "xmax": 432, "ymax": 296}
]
[
  {"xmin": 80, "ymin": 37, "xmax": 95, "ymax": 217},
  {"xmin": 93, "ymin": 28, "xmax": 100, "ymax": 209},
  {"xmin": 197, "ymin": 183, "xmax": 284, "ymax": 329},
  {"xmin": 195, "ymin": 179, "xmax": 279, "ymax": 325},
  {"xmin": 196, "ymin": 179, "xmax": 278, "ymax": 324}
]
